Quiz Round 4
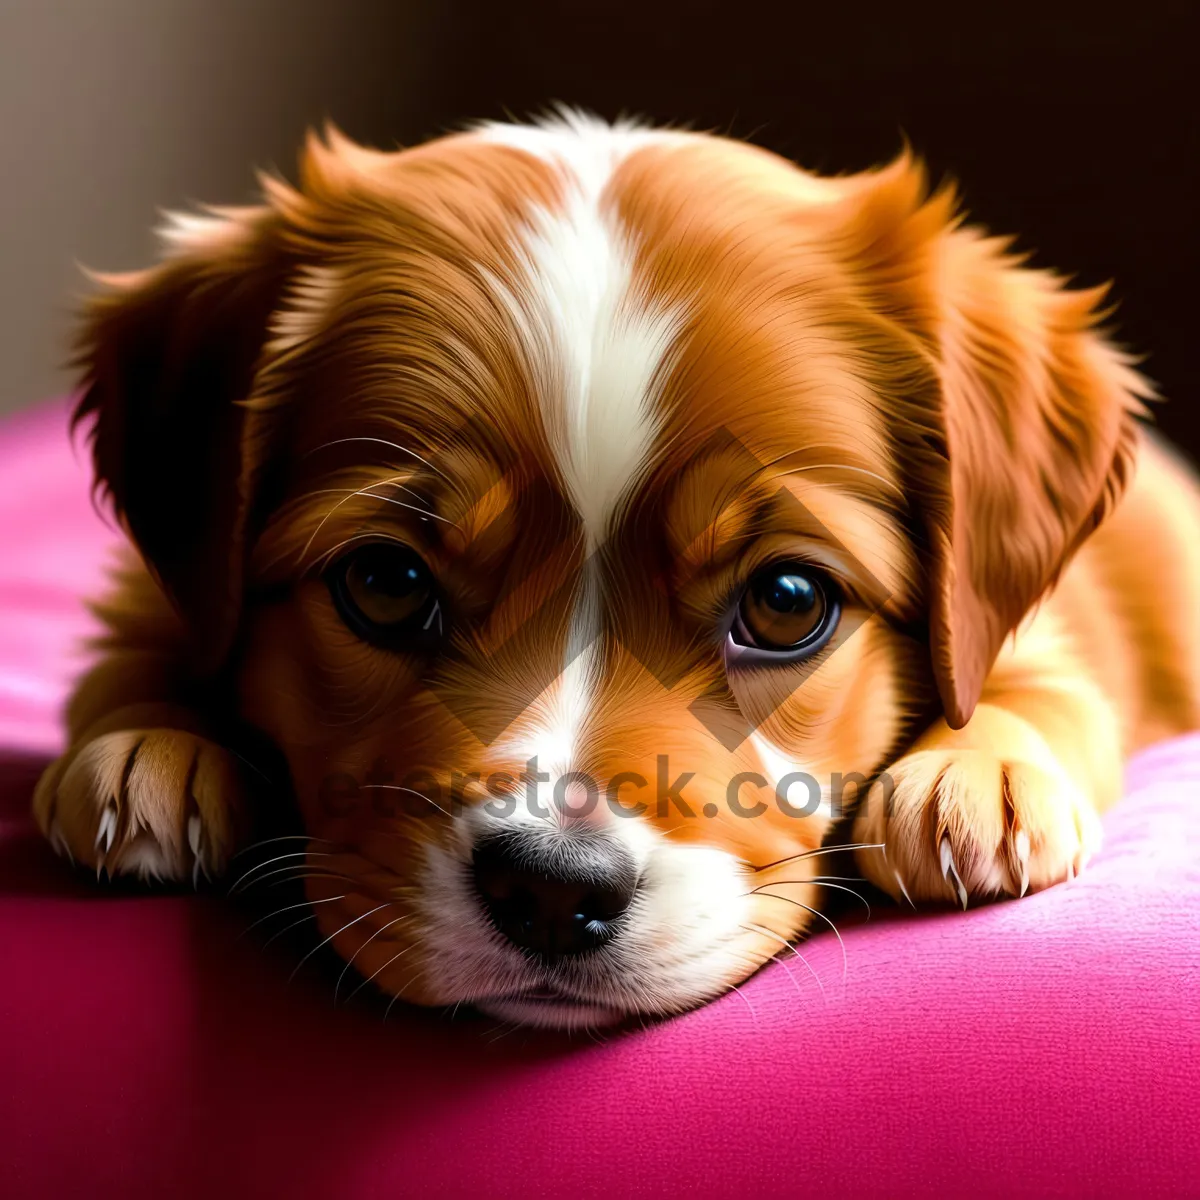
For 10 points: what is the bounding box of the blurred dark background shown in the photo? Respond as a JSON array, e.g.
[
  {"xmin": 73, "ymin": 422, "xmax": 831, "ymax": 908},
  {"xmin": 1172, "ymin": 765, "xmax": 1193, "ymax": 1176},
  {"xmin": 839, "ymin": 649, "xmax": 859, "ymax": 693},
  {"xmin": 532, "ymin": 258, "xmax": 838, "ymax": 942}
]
[{"xmin": 3, "ymin": 0, "xmax": 1196, "ymax": 456}]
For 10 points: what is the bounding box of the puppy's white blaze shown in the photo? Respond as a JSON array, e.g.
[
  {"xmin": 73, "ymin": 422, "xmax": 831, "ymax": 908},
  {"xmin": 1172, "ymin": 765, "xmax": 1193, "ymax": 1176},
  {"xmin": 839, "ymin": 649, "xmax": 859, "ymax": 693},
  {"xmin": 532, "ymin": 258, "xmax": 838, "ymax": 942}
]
[
  {"xmin": 481, "ymin": 116, "xmax": 684, "ymax": 791},
  {"xmin": 494, "ymin": 561, "xmax": 602, "ymax": 799},
  {"xmin": 480, "ymin": 114, "xmax": 685, "ymax": 548}
]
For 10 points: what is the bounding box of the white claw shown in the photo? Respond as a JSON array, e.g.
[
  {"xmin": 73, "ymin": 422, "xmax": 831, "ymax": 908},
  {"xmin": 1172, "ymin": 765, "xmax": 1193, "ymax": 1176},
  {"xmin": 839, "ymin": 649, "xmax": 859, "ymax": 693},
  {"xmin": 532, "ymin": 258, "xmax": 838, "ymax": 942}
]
[
  {"xmin": 893, "ymin": 869, "xmax": 915, "ymax": 909},
  {"xmin": 1014, "ymin": 829, "xmax": 1031, "ymax": 898},
  {"xmin": 939, "ymin": 836, "xmax": 968, "ymax": 910},
  {"xmin": 1066, "ymin": 860, "xmax": 1076, "ymax": 882},
  {"xmin": 96, "ymin": 805, "xmax": 117, "ymax": 854}
]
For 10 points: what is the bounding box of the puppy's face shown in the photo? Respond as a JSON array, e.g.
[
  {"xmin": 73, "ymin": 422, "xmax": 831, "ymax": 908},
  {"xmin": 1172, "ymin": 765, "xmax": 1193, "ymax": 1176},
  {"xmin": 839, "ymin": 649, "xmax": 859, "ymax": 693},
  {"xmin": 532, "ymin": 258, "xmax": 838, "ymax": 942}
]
[{"xmin": 78, "ymin": 117, "xmax": 1141, "ymax": 1027}]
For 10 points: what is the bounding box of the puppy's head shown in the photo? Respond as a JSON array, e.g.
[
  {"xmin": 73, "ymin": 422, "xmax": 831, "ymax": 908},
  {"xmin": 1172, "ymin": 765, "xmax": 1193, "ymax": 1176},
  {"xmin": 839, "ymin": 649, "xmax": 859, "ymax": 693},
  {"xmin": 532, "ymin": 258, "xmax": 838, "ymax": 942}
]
[{"xmin": 76, "ymin": 115, "xmax": 1146, "ymax": 1027}]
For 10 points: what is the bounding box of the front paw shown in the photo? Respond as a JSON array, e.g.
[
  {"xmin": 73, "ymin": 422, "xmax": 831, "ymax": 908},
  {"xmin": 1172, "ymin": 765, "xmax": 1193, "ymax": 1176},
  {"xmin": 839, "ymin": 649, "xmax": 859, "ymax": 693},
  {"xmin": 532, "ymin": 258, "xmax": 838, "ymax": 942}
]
[
  {"xmin": 33, "ymin": 729, "xmax": 247, "ymax": 884},
  {"xmin": 853, "ymin": 747, "xmax": 1102, "ymax": 907}
]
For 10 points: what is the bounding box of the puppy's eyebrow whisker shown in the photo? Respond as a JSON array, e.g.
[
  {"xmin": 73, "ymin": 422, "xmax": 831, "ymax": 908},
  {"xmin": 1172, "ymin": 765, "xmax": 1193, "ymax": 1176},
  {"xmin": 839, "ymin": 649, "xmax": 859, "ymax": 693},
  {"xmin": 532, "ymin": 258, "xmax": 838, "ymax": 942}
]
[
  {"xmin": 313, "ymin": 531, "xmax": 409, "ymax": 574},
  {"xmin": 302, "ymin": 485, "xmax": 454, "ymax": 525},
  {"xmin": 298, "ymin": 473, "xmax": 458, "ymax": 567},
  {"xmin": 757, "ymin": 454, "xmax": 907, "ymax": 500},
  {"xmin": 302, "ymin": 436, "xmax": 454, "ymax": 484}
]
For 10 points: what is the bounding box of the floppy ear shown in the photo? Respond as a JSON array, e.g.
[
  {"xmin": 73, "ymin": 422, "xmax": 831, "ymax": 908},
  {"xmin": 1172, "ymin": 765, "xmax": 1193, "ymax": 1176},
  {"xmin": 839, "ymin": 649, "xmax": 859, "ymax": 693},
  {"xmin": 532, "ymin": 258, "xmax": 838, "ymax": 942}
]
[
  {"xmin": 75, "ymin": 205, "xmax": 292, "ymax": 671},
  {"xmin": 838, "ymin": 155, "xmax": 1151, "ymax": 728}
]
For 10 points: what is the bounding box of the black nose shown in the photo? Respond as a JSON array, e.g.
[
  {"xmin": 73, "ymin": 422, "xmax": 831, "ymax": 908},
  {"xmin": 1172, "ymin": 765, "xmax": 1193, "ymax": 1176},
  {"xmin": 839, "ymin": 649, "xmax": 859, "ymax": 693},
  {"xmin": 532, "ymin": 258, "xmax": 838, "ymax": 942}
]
[{"xmin": 472, "ymin": 832, "xmax": 638, "ymax": 959}]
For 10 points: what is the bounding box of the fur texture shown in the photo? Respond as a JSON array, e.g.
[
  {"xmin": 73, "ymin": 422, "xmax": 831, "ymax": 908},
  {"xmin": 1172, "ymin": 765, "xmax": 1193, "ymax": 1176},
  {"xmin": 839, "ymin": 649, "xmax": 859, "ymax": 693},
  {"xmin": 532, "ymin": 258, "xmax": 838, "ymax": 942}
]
[{"xmin": 33, "ymin": 114, "xmax": 1200, "ymax": 1028}]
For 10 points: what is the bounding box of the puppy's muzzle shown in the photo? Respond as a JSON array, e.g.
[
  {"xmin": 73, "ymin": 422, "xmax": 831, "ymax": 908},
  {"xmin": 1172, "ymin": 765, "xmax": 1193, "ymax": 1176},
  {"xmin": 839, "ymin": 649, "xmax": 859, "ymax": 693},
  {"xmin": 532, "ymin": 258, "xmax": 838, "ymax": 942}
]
[{"xmin": 472, "ymin": 831, "xmax": 638, "ymax": 960}]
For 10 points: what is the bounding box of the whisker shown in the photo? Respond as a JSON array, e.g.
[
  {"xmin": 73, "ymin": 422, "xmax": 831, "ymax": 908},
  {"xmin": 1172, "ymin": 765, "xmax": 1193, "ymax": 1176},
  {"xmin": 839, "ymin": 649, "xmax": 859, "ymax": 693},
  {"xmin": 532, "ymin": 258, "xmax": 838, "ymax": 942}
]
[
  {"xmin": 262, "ymin": 911, "xmax": 320, "ymax": 947},
  {"xmin": 287, "ymin": 901, "xmax": 395, "ymax": 984},
  {"xmin": 334, "ymin": 915, "xmax": 411, "ymax": 1003},
  {"xmin": 754, "ymin": 891, "xmax": 848, "ymax": 984},
  {"xmin": 301, "ymin": 436, "xmax": 453, "ymax": 483},
  {"xmin": 237, "ymin": 894, "xmax": 346, "ymax": 940},
  {"xmin": 753, "ymin": 878, "xmax": 872, "ymax": 919},
  {"xmin": 303, "ymin": 485, "xmax": 454, "ymax": 525},
  {"xmin": 298, "ymin": 472, "xmax": 429, "ymax": 564},
  {"xmin": 778, "ymin": 459, "xmax": 906, "ymax": 498},
  {"xmin": 482, "ymin": 1018, "xmax": 517, "ymax": 1044},
  {"xmin": 750, "ymin": 842, "xmax": 885, "ymax": 873},
  {"xmin": 232, "ymin": 835, "xmax": 338, "ymax": 861},
  {"xmin": 772, "ymin": 947, "xmax": 826, "ymax": 1004},
  {"xmin": 304, "ymin": 480, "xmax": 436, "ymax": 511},
  {"xmin": 740, "ymin": 922, "xmax": 825, "ymax": 1004},
  {"xmin": 223, "ymin": 747, "xmax": 277, "ymax": 789},
  {"xmin": 256, "ymin": 869, "xmax": 363, "ymax": 891},
  {"xmin": 345, "ymin": 941, "xmax": 418, "ymax": 1005},
  {"xmin": 313, "ymin": 531, "xmax": 411, "ymax": 574},
  {"xmin": 229, "ymin": 851, "xmax": 335, "ymax": 895},
  {"xmin": 359, "ymin": 783, "xmax": 450, "ymax": 818},
  {"xmin": 728, "ymin": 983, "xmax": 758, "ymax": 1023}
]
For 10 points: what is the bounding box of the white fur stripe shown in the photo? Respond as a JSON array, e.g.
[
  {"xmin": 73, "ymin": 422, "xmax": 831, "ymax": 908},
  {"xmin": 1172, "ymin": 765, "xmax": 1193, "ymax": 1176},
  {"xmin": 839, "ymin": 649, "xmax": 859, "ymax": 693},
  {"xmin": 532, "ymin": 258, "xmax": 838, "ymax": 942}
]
[
  {"xmin": 477, "ymin": 115, "xmax": 685, "ymax": 783},
  {"xmin": 477, "ymin": 112, "xmax": 684, "ymax": 549}
]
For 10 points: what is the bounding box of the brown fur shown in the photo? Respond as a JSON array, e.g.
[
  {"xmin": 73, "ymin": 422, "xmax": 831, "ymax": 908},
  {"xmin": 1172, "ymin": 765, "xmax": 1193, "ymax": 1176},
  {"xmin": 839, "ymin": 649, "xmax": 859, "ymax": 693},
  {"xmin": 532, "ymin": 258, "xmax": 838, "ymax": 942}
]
[{"xmin": 33, "ymin": 119, "xmax": 1200, "ymax": 1019}]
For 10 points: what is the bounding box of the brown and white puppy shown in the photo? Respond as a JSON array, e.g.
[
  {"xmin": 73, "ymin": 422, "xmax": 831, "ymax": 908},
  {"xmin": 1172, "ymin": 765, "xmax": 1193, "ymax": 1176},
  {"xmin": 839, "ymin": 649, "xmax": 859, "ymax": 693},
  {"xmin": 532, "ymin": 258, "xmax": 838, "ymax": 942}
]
[{"xmin": 33, "ymin": 114, "xmax": 1200, "ymax": 1028}]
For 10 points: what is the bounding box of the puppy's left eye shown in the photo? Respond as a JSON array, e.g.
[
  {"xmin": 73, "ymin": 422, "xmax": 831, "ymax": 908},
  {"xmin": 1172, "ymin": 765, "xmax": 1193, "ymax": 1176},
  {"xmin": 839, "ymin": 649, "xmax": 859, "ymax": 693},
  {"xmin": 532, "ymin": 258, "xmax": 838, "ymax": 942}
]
[
  {"xmin": 730, "ymin": 563, "xmax": 839, "ymax": 658},
  {"xmin": 328, "ymin": 544, "xmax": 443, "ymax": 648}
]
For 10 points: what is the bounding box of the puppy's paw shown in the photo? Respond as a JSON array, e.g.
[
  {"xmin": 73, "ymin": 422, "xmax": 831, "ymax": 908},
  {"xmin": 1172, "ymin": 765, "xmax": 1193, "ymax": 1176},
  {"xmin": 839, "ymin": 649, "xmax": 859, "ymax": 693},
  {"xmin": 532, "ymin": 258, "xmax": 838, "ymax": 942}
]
[
  {"xmin": 33, "ymin": 729, "xmax": 247, "ymax": 884},
  {"xmin": 854, "ymin": 746, "xmax": 1102, "ymax": 908}
]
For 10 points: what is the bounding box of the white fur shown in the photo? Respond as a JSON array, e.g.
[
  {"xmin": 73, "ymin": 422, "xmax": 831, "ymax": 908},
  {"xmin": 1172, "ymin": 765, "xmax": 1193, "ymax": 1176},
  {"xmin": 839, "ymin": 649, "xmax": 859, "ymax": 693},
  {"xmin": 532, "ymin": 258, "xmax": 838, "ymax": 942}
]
[
  {"xmin": 155, "ymin": 205, "xmax": 262, "ymax": 258},
  {"xmin": 268, "ymin": 265, "xmax": 343, "ymax": 356},
  {"xmin": 495, "ymin": 558, "xmax": 601, "ymax": 790},
  {"xmin": 418, "ymin": 801, "xmax": 753, "ymax": 1026},
  {"xmin": 478, "ymin": 113, "xmax": 686, "ymax": 787},
  {"xmin": 411, "ymin": 118, "xmax": 758, "ymax": 1026},
  {"xmin": 478, "ymin": 111, "xmax": 685, "ymax": 549}
]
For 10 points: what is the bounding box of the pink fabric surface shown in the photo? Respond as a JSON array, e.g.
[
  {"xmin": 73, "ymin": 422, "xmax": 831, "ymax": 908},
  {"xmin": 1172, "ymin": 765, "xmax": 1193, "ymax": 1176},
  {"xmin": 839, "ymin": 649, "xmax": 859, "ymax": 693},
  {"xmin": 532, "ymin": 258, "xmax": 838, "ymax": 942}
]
[{"xmin": 0, "ymin": 400, "xmax": 1197, "ymax": 1198}]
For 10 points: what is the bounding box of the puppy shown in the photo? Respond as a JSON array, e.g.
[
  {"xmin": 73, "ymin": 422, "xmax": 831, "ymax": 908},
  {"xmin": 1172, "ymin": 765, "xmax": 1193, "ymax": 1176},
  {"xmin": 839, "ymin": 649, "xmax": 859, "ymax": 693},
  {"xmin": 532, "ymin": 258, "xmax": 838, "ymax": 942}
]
[{"xmin": 33, "ymin": 113, "xmax": 1200, "ymax": 1028}]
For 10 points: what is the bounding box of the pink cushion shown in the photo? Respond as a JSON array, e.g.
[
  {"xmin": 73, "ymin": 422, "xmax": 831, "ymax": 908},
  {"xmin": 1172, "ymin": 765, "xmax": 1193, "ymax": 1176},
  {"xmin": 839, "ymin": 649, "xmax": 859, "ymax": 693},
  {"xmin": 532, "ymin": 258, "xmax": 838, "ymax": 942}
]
[{"xmin": 1, "ymin": 401, "xmax": 1197, "ymax": 1198}]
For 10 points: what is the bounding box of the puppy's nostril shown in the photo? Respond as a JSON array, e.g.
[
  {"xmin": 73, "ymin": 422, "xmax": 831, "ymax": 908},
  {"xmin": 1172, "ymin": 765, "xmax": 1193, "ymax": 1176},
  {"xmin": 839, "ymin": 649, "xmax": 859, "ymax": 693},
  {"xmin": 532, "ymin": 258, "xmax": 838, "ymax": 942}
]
[{"xmin": 472, "ymin": 834, "xmax": 637, "ymax": 959}]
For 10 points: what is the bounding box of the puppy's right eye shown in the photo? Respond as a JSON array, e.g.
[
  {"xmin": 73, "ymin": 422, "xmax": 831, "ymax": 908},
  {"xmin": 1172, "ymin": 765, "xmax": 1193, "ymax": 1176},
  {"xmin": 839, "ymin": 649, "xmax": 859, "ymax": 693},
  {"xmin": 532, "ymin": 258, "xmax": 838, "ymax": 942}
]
[{"xmin": 327, "ymin": 544, "xmax": 443, "ymax": 648}]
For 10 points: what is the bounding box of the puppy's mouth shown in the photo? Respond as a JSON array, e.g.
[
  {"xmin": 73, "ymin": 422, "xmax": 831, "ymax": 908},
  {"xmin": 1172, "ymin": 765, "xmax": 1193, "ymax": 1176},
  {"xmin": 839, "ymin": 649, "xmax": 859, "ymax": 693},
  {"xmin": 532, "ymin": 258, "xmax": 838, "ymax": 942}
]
[{"xmin": 475, "ymin": 985, "xmax": 626, "ymax": 1030}]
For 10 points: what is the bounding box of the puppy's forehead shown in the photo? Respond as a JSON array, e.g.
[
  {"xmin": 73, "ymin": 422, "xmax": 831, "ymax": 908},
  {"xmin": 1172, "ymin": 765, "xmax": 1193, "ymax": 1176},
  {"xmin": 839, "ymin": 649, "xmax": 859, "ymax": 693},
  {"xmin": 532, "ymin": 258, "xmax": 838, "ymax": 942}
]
[
  {"xmin": 467, "ymin": 118, "xmax": 895, "ymax": 542},
  {"xmin": 288, "ymin": 119, "xmax": 897, "ymax": 546},
  {"xmin": 472, "ymin": 118, "xmax": 685, "ymax": 548}
]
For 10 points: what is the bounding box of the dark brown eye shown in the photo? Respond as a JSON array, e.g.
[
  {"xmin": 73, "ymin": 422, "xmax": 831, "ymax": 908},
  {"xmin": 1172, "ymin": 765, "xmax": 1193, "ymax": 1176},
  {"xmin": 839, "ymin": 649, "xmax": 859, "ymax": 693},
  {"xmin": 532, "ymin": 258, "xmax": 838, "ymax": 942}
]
[
  {"xmin": 732, "ymin": 564, "xmax": 837, "ymax": 655},
  {"xmin": 328, "ymin": 544, "xmax": 442, "ymax": 648}
]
